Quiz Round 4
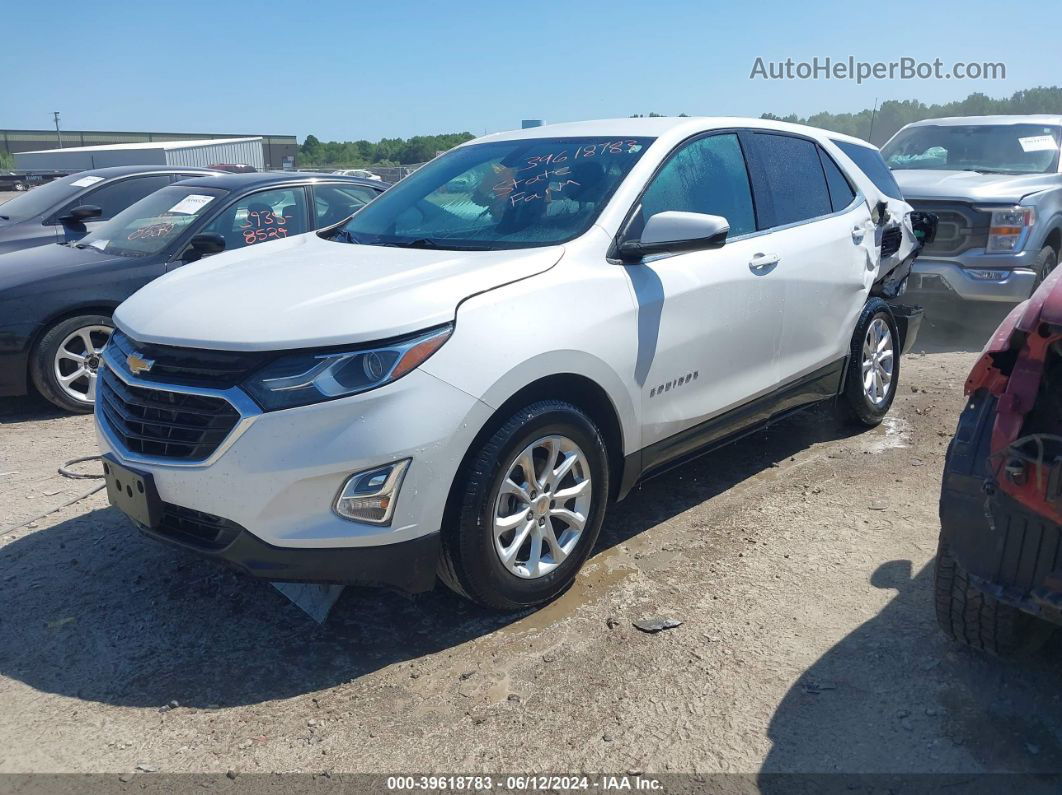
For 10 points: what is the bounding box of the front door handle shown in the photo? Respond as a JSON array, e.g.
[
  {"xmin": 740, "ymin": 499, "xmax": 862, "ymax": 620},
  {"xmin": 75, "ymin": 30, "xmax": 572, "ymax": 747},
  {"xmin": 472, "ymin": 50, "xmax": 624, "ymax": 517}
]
[
  {"xmin": 749, "ymin": 252, "xmax": 781, "ymax": 271},
  {"xmin": 851, "ymin": 226, "xmax": 866, "ymax": 244}
]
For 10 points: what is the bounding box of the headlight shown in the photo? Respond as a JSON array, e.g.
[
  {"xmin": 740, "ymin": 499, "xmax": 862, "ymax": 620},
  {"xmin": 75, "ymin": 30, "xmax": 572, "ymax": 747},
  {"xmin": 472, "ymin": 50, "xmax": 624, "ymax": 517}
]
[
  {"xmin": 981, "ymin": 206, "xmax": 1036, "ymax": 252},
  {"xmin": 243, "ymin": 325, "xmax": 452, "ymax": 410}
]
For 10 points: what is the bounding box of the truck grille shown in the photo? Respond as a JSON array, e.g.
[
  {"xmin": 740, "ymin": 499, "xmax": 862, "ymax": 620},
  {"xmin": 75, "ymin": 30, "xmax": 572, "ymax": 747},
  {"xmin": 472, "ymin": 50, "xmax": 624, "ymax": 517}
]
[
  {"xmin": 906, "ymin": 200, "xmax": 990, "ymax": 257},
  {"xmin": 98, "ymin": 367, "xmax": 241, "ymax": 460}
]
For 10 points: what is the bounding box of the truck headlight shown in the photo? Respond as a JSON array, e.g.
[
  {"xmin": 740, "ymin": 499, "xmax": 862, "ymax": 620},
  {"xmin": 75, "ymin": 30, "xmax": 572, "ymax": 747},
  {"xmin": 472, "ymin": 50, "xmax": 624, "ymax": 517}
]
[
  {"xmin": 983, "ymin": 206, "xmax": 1036, "ymax": 253},
  {"xmin": 243, "ymin": 325, "xmax": 452, "ymax": 411}
]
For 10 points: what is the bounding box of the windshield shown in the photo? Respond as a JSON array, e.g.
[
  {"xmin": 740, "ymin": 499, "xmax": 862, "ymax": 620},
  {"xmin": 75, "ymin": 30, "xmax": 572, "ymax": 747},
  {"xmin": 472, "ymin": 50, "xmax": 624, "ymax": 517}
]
[
  {"xmin": 882, "ymin": 124, "xmax": 1062, "ymax": 174},
  {"xmin": 0, "ymin": 173, "xmax": 100, "ymax": 222},
  {"xmin": 333, "ymin": 136, "xmax": 653, "ymax": 250},
  {"xmin": 78, "ymin": 185, "xmax": 227, "ymax": 257}
]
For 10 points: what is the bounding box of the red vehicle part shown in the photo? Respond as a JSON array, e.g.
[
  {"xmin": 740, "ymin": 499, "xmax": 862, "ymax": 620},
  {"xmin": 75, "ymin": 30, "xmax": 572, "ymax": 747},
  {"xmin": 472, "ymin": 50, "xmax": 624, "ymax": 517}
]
[{"xmin": 965, "ymin": 266, "xmax": 1062, "ymax": 525}]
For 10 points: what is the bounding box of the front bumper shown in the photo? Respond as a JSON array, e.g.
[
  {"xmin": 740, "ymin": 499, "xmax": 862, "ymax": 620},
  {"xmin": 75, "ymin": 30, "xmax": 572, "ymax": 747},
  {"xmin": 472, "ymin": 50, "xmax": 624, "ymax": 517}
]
[
  {"xmin": 907, "ymin": 257, "xmax": 1036, "ymax": 303},
  {"xmin": 95, "ymin": 360, "xmax": 493, "ymax": 587},
  {"xmin": 940, "ymin": 392, "xmax": 1062, "ymax": 626},
  {"xmin": 0, "ymin": 322, "xmax": 38, "ymax": 397}
]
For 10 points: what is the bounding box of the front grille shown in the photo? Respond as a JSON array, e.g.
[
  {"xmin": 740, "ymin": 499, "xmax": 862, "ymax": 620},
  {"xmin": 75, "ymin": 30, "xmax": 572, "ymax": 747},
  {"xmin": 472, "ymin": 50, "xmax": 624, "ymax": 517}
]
[
  {"xmin": 907, "ymin": 200, "xmax": 990, "ymax": 257},
  {"xmin": 109, "ymin": 330, "xmax": 268, "ymax": 389},
  {"xmin": 99, "ymin": 367, "xmax": 240, "ymax": 460},
  {"xmin": 154, "ymin": 503, "xmax": 244, "ymax": 550}
]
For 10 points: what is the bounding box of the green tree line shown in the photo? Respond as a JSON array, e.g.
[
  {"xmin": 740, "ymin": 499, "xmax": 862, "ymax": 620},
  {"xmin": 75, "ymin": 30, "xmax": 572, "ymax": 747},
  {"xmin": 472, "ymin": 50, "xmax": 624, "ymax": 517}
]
[
  {"xmin": 299, "ymin": 132, "xmax": 475, "ymax": 168},
  {"xmin": 297, "ymin": 86, "xmax": 1062, "ymax": 167},
  {"xmin": 762, "ymin": 86, "xmax": 1062, "ymax": 145}
]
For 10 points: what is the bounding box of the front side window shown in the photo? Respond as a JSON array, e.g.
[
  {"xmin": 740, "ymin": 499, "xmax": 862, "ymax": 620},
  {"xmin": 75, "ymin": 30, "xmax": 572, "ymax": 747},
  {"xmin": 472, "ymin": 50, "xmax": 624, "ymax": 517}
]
[
  {"xmin": 881, "ymin": 124, "xmax": 1061, "ymax": 175},
  {"xmin": 200, "ymin": 187, "xmax": 309, "ymax": 250},
  {"xmin": 77, "ymin": 186, "xmax": 228, "ymax": 257},
  {"xmin": 75, "ymin": 175, "xmax": 173, "ymax": 220},
  {"xmin": 746, "ymin": 133, "xmax": 832, "ymax": 227},
  {"xmin": 631, "ymin": 133, "xmax": 756, "ymax": 238},
  {"xmin": 335, "ymin": 137, "xmax": 653, "ymax": 250}
]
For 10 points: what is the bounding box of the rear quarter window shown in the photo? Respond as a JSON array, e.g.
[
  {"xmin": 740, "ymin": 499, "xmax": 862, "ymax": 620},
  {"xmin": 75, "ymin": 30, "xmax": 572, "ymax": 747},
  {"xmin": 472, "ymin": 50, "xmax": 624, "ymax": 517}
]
[{"xmin": 832, "ymin": 140, "xmax": 903, "ymax": 200}]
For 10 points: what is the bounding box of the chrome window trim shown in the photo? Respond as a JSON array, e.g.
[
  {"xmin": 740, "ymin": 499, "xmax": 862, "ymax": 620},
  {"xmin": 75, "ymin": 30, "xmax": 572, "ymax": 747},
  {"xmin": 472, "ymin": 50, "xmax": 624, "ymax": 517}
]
[{"xmin": 98, "ymin": 345, "xmax": 261, "ymax": 469}]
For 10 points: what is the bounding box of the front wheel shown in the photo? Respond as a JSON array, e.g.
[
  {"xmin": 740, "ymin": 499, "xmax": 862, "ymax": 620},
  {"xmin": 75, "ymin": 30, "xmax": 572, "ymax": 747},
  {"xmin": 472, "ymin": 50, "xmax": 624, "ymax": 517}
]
[
  {"xmin": 438, "ymin": 400, "xmax": 610, "ymax": 611},
  {"xmin": 30, "ymin": 314, "xmax": 114, "ymax": 413},
  {"xmin": 1031, "ymin": 245, "xmax": 1057, "ymax": 292},
  {"xmin": 836, "ymin": 298, "xmax": 900, "ymax": 428}
]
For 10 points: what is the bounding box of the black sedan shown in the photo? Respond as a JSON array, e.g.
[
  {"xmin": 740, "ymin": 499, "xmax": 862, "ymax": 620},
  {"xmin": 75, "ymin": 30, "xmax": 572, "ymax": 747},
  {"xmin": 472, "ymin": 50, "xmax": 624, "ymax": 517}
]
[
  {"xmin": 0, "ymin": 165, "xmax": 226, "ymax": 256},
  {"xmin": 0, "ymin": 172, "xmax": 387, "ymax": 412}
]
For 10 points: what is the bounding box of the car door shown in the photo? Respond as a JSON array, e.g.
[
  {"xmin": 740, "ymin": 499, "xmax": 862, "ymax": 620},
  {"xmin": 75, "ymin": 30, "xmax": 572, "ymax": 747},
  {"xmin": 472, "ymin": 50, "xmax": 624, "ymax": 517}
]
[
  {"xmin": 52, "ymin": 174, "xmax": 173, "ymax": 244},
  {"xmin": 742, "ymin": 132, "xmax": 874, "ymax": 384},
  {"xmin": 170, "ymin": 185, "xmax": 311, "ymax": 268},
  {"xmin": 620, "ymin": 131, "xmax": 785, "ymax": 450}
]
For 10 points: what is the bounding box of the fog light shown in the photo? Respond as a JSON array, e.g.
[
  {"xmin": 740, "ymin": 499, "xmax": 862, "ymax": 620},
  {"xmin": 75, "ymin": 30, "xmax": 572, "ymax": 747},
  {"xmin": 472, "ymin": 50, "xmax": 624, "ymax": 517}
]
[
  {"xmin": 967, "ymin": 269, "xmax": 1009, "ymax": 281},
  {"xmin": 334, "ymin": 459, "xmax": 410, "ymax": 525}
]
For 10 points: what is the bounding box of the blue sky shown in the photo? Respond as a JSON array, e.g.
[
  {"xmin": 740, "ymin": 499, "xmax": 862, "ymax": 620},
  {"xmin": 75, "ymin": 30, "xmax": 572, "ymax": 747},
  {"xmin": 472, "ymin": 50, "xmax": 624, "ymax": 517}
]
[{"xmin": 1, "ymin": 0, "xmax": 1056, "ymax": 142}]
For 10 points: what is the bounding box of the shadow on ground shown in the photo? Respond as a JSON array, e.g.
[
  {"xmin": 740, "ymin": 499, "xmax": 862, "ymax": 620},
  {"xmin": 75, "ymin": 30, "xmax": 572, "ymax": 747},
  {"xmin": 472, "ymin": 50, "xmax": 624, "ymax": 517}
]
[
  {"xmin": 0, "ymin": 404, "xmax": 860, "ymax": 709},
  {"xmin": 760, "ymin": 559, "xmax": 1062, "ymax": 780}
]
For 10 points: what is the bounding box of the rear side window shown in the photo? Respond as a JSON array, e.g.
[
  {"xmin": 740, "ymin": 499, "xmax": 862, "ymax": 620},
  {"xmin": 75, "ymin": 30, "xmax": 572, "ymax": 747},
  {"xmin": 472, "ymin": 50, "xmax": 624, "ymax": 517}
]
[
  {"xmin": 745, "ymin": 133, "xmax": 831, "ymax": 228},
  {"xmin": 832, "ymin": 140, "xmax": 903, "ymax": 200},
  {"xmin": 635, "ymin": 133, "xmax": 756, "ymax": 238},
  {"xmin": 818, "ymin": 147, "xmax": 856, "ymax": 211}
]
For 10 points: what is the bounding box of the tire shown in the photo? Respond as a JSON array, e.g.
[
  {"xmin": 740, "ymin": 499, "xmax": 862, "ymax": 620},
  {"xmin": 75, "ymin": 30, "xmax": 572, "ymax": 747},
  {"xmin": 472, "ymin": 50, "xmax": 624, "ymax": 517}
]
[
  {"xmin": 1031, "ymin": 245, "xmax": 1057, "ymax": 292},
  {"xmin": 30, "ymin": 314, "xmax": 114, "ymax": 413},
  {"xmin": 13, "ymin": 181, "xmax": 27, "ymax": 192},
  {"xmin": 438, "ymin": 400, "xmax": 610, "ymax": 611},
  {"xmin": 934, "ymin": 541, "xmax": 1053, "ymax": 658},
  {"xmin": 836, "ymin": 298, "xmax": 900, "ymax": 428}
]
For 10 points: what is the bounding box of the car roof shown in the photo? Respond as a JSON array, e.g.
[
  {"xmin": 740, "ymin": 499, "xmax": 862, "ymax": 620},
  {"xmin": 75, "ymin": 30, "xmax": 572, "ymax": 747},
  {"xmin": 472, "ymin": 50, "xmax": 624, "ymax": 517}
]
[
  {"xmin": 172, "ymin": 171, "xmax": 390, "ymax": 190},
  {"xmin": 902, "ymin": 115, "xmax": 1062, "ymax": 128},
  {"xmin": 62, "ymin": 165, "xmax": 224, "ymax": 179},
  {"xmin": 466, "ymin": 116, "xmax": 876, "ymax": 149}
]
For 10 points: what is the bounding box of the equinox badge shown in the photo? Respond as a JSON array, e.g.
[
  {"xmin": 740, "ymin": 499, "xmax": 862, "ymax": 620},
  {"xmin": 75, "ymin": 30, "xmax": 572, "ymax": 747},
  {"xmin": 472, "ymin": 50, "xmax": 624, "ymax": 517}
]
[{"xmin": 126, "ymin": 352, "xmax": 155, "ymax": 376}]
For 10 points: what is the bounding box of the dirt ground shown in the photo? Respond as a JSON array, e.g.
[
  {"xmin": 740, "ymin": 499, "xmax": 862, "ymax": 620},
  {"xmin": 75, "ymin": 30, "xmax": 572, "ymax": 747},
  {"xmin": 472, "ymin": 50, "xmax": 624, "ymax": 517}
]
[{"xmin": 1, "ymin": 307, "xmax": 1061, "ymax": 779}]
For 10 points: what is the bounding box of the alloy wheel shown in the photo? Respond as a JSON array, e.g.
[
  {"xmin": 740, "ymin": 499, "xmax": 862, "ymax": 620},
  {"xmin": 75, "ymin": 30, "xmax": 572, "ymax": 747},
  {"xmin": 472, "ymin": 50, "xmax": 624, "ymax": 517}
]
[
  {"xmin": 53, "ymin": 325, "xmax": 112, "ymax": 405},
  {"xmin": 493, "ymin": 434, "xmax": 593, "ymax": 579},
  {"xmin": 862, "ymin": 317, "xmax": 894, "ymax": 406}
]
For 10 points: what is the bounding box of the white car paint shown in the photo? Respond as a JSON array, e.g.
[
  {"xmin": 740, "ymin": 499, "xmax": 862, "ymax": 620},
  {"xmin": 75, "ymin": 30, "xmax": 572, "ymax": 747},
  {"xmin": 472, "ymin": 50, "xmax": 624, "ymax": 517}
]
[{"xmin": 98, "ymin": 117, "xmax": 917, "ymax": 569}]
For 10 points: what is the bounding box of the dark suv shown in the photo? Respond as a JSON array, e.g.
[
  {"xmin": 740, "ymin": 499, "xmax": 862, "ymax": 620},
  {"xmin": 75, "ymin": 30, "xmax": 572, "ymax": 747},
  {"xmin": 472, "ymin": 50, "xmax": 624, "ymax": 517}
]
[{"xmin": 0, "ymin": 166, "xmax": 224, "ymax": 255}]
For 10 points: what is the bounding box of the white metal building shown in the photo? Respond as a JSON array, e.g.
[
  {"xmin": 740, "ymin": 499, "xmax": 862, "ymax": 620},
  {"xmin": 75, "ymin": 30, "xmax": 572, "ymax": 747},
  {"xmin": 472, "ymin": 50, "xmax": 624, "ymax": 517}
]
[{"xmin": 14, "ymin": 137, "xmax": 265, "ymax": 171}]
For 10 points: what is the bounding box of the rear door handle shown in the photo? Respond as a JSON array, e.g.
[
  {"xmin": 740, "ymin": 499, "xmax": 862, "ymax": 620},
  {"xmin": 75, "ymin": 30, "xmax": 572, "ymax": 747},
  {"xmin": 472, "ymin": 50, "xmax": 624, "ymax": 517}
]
[{"xmin": 749, "ymin": 252, "xmax": 781, "ymax": 271}]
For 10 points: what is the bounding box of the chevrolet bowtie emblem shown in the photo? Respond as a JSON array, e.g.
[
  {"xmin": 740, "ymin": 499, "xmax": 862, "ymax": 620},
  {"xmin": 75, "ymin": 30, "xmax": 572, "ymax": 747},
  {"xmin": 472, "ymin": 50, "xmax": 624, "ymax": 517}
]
[{"xmin": 126, "ymin": 352, "xmax": 155, "ymax": 375}]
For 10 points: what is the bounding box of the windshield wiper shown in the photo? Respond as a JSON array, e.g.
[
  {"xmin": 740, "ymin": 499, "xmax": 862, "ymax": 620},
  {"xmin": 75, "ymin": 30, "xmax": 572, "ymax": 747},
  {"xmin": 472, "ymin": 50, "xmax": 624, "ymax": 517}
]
[
  {"xmin": 329, "ymin": 228, "xmax": 362, "ymax": 244},
  {"xmin": 392, "ymin": 238, "xmax": 496, "ymax": 251}
]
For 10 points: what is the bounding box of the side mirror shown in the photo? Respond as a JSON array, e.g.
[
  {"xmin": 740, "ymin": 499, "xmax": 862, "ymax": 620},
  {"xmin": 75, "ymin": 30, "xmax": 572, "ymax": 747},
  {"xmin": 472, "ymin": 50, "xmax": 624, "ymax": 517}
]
[
  {"xmin": 59, "ymin": 204, "xmax": 102, "ymax": 224},
  {"xmin": 186, "ymin": 233, "xmax": 226, "ymax": 260},
  {"xmin": 910, "ymin": 210, "xmax": 938, "ymax": 246},
  {"xmin": 619, "ymin": 211, "xmax": 729, "ymax": 261}
]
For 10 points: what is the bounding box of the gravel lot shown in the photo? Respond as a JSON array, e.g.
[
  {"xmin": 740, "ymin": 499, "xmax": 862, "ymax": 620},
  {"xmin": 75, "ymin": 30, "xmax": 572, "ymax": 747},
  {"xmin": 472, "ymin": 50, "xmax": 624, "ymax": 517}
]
[{"xmin": 0, "ymin": 205, "xmax": 1058, "ymax": 777}]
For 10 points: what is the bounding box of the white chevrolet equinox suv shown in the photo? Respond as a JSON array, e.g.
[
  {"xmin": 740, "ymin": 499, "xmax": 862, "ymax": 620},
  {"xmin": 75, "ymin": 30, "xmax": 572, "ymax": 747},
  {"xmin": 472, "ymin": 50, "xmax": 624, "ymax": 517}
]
[{"xmin": 95, "ymin": 118, "xmax": 929, "ymax": 611}]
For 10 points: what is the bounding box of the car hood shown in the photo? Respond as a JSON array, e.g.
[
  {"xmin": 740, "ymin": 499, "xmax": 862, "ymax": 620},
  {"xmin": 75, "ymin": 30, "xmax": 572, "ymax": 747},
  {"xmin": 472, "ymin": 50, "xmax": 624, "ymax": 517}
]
[
  {"xmin": 115, "ymin": 232, "xmax": 564, "ymax": 350},
  {"xmin": 0, "ymin": 242, "xmax": 125, "ymax": 294},
  {"xmin": 893, "ymin": 169, "xmax": 1059, "ymax": 204}
]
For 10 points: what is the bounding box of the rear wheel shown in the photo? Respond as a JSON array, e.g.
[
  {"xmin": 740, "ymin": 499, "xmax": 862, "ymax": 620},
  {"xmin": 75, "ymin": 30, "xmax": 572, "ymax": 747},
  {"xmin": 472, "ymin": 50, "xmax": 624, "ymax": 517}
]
[
  {"xmin": 438, "ymin": 400, "xmax": 610, "ymax": 611},
  {"xmin": 934, "ymin": 541, "xmax": 1053, "ymax": 657},
  {"xmin": 30, "ymin": 314, "xmax": 113, "ymax": 413},
  {"xmin": 836, "ymin": 298, "xmax": 899, "ymax": 427}
]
